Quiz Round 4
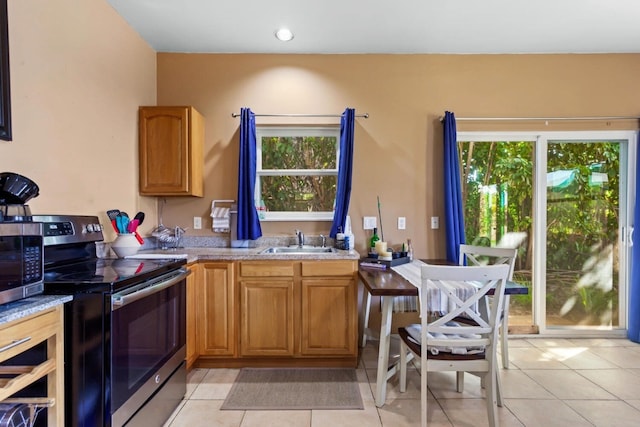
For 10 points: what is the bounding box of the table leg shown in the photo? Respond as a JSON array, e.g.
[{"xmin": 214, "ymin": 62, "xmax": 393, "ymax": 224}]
[{"xmin": 375, "ymin": 295, "xmax": 394, "ymax": 407}]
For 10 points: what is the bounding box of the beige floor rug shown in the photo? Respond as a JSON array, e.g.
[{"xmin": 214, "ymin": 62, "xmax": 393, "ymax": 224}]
[{"xmin": 221, "ymin": 367, "xmax": 364, "ymax": 410}]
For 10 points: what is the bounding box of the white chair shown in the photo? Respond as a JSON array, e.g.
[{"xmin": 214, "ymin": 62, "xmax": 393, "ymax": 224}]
[
  {"xmin": 398, "ymin": 264, "xmax": 510, "ymax": 427},
  {"xmin": 459, "ymin": 244, "xmax": 517, "ymax": 369}
]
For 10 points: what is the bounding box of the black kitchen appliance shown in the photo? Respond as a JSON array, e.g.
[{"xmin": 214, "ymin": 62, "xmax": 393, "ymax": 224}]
[
  {"xmin": 35, "ymin": 214, "xmax": 188, "ymax": 427},
  {"xmin": 0, "ymin": 173, "xmax": 44, "ymax": 305}
]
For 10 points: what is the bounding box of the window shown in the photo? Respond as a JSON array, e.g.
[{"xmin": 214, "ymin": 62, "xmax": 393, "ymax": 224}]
[{"xmin": 255, "ymin": 126, "xmax": 339, "ymax": 221}]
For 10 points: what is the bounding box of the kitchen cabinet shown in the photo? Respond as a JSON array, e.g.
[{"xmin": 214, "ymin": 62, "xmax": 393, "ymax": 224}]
[
  {"xmin": 238, "ymin": 261, "xmax": 296, "ymax": 357},
  {"xmin": 237, "ymin": 260, "xmax": 357, "ymax": 364},
  {"xmin": 138, "ymin": 106, "xmax": 204, "ymax": 197},
  {"xmin": 300, "ymin": 261, "xmax": 357, "ymax": 356},
  {"xmin": 185, "ymin": 262, "xmax": 199, "ymax": 369},
  {"xmin": 197, "ymin": 262, "xmax": 236, "ymax": 357},
  {"xmin": 0, "ymin": 305, "xmax": 64, "ymax": 427},
  {"xmin": 191, "ymin": 259, "xmax": 358, "ymax": 368}
]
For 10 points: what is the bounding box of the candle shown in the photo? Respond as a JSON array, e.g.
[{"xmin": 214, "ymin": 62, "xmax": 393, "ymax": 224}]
[{"xmin": 375, "ymin": 241, "xmax": 388, "ymax": 256}]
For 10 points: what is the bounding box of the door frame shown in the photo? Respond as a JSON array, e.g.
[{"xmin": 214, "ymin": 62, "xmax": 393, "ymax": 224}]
[{"xmin": 458, "ymin": 130, "xmax": 637, "ymax": 337}]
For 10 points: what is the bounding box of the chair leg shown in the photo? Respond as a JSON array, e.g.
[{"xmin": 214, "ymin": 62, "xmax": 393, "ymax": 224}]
[
  {"xmin": 421, "ymin": 351, "xmax": 428, "ymax": 427},
  {"xmin": 399, "ymin": 340, "xmax": 408, "ymax": 393},
  {"xmin": 501, "ymin": 295, "xmax": 510, "ymax": 369},
  {"xmin": 361, "ymin": 291, "xmax": 372, "ymax": 347},
  {"xmin": 496, "ymin": 364, "xmax": 503, "ymax": 407},
  {"xmin": 484, "ymin": 366, "xmax": 499, "ymax": 427}
]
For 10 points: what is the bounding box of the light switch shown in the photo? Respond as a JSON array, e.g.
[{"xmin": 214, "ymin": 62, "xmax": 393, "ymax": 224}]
[
  {"xmin": 431, "ymin": 216, "xmax": 439, "ymax": 229},
  {"xmin": 363, "ymin": 216, "xmax": 377, "ymax": 230},
  {"xmin": 398, "ymin": 217, "xmax": 406, "ymax": 230}
]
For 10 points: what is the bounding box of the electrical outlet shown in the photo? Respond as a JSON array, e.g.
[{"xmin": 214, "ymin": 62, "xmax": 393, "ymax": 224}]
[
  {"xmin": 431, "ymin": 216, "xmax": 439, "ymax": 229},
  {"xmin": 363, "ymin": 216, "xmax": 377, "ymax": 230},
  {"xmin": 398, "ymin": 217, "xmax": 406, "ymax": 230},
  {"xmin": 193, "ymin": 216, "xmax": 202, "ymax": 230}
]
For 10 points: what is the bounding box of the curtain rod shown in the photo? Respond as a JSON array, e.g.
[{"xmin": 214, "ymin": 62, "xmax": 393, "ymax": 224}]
[
  {"xmin": 231, "ymin": 112, "xmax": 369, "ymax": 118},
  {"xmin": 440, "ymin": 115, "xmax": 640, "ymax": 122}
]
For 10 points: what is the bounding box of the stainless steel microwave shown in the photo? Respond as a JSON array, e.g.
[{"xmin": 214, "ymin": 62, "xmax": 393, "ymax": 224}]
[{"xmin": 0, "ymin": 222, "xmax": 44, "ymax": 305}]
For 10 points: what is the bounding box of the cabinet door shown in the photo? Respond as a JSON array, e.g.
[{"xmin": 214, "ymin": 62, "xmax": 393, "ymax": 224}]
[
  {"xmin": 185, "ymin": 263, "xmax": 199, "ymax": 368},
  {"xmin": 300, "ymin": 277, "xmax": 357, "ymax": 356},
  {"xmin": 138, "ymin": 106, "xmax": 203, "ymax": 196},
  {"xmin": 197, "ymin": 262, "xmax": 236, "ymax": 356},
  {"xmin": 240, "ymin": 279, "xmax": 295, "ymax": 356}
]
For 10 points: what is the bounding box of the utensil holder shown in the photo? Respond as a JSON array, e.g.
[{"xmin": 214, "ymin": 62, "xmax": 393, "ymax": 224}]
[{"xmin": 111, "ymin": 233, "xmax": 141, "ymax": 258}]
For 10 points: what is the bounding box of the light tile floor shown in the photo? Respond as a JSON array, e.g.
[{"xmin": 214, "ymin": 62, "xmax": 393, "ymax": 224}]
[{"xmin": 164, "ymin": 337, "xmax": 640, "ymax": 427}]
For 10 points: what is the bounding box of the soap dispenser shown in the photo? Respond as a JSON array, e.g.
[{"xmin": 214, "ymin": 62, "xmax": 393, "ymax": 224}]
[{"xmin": 345, "ymin": 215, "xmax": 355, "ymax": 250}]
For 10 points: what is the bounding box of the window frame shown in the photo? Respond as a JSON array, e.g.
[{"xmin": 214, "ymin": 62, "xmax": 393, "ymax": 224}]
[{"xmin": 255, "ymin": 125, "xmax": 340, "ymax": 222}]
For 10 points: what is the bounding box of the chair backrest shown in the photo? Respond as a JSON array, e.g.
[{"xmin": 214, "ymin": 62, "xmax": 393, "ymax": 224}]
[
  {"xmin": 458, "ymin": 244, "xmax": 517, "ymax": 280},
  {"xmin": 419, "ymin": 264, "xmax": 510, "ymax": 353}
]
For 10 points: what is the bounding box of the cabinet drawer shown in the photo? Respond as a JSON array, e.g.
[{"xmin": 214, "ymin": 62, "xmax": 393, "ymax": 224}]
[
  {"xmin": 0, "ymin": 308, "xmax": 60, "ymax": 363},
  {"xmin": 301, "ymin": 261, "xmax": 356, "ymax": 277},
  {"xmin": 240, "ymin": 262, "xmax": 294, "ymax": 277}
]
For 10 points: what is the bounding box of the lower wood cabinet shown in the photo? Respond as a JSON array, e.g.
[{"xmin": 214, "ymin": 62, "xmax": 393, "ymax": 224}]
[
  {"xmin": 300, "ymin": 261, "xmax": 358, "ymax": 356},
  {"xmin": 191, "ymin": 259, "xmax": 358, "ymax": 368},
  {"xmin": 240, "ymin": 278, "xmax": 295, "ymax": 356},
  {"xmin": 185, "ymin": 262, "xmax": 199, "ymax": 369},
  {"xmin": 196, "ymin": 262, "xmax": 236, "ymax": 357},
  {"xmin": 0, "ymin": 305, "xmax": 64, "ymax": 427}
]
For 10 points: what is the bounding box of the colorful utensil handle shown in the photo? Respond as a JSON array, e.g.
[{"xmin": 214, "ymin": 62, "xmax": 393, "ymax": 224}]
[{"xmin": 134, "ymin": 231, "xmax": 144, "ymax": 245}]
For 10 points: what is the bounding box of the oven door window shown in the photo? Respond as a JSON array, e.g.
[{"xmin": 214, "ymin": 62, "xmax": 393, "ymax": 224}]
[{"xmin": 110, "ymin": 279, "xmax": 185, "ymax": 410}]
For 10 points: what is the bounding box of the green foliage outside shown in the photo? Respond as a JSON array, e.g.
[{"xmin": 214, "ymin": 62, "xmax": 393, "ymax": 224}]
[
  {"xmin": 261, "ymin": 136, "xmax": 337, "ymax": 212},
  {"xmin": 459, "ymin": 140, "xmax": 620, "ymax": 326}
]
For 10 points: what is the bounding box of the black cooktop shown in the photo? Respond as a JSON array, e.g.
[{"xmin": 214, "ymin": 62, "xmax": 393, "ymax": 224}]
[{"xmin": 43, "ymin": 257, "xmax": 187, "ymax": 294}]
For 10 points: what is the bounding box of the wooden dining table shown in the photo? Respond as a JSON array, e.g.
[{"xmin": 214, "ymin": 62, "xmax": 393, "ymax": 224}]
[{"xmin": 358, "ymin": 260, "xmax": 529, "ymax": 407}]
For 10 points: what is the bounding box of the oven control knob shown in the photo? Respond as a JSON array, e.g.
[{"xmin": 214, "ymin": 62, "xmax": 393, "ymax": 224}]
[
  {"xmin": 155, "ymin": 374, "xmax": 161, "ymax": 384},
  {"xmin": 93, "ymin": 223, "xmax": 102, "ymax": 232},
  {"xmin": 86, "ymin": 224, "xmax": 94, "ymax": 232}
]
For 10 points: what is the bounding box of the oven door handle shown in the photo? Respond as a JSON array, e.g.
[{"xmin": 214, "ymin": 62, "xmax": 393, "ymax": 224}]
[{"xmin": 111, "ymin": 269, "xmax": 190, "ymax": 310}]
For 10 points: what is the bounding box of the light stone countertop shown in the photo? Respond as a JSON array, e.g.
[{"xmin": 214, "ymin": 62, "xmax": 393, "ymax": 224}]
[
  {"xmin": 134, "ymin": 246, "xmax": 361, "ymax": 264},
  {"xmin": 0, "ymin": 295, "xmax": 72, "ymax": 326}
]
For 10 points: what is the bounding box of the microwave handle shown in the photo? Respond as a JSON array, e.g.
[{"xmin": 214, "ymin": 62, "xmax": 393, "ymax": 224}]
[{"xmin": 111, "ymin": 269, "xmax": 190, "ymax": 310}]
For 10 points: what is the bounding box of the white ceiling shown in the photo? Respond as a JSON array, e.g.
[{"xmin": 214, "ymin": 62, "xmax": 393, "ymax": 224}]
[{"xmin": 107, "ymin": 0, "xmax": 640, "ymax": 54}]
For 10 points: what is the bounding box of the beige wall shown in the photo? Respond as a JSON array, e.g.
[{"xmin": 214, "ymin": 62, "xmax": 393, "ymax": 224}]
[
  {"xmin": 4, "ymin": 1, "xmax": 639, "ymax": 257},
  {"xmin": 1, "ymin": 0, "xmax": 156, "ymax": 240},
  {"xmin": 156, "ymin": 53, "xmax": 640, "ymax": 258}
]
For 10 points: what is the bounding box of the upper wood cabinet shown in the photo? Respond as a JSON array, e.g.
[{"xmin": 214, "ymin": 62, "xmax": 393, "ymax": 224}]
[{"xmin": 138, "ymin": 106, "xmax": 204, "ymax": 197}]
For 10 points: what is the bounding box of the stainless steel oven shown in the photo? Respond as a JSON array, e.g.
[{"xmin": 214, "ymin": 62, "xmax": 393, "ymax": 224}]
[
  {"xmin": 0, "ymin": 221, "xmax": 44, "ymax": 304},
  {"xmin": 35, "ymin": 214, "xmax": 189, "ymax": 427},
  {"xmin": 110, "ymin": 269, "xmax": 187, "ymax": 427}
]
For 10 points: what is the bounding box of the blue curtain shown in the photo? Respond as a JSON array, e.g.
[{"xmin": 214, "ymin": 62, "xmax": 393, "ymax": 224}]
[
  {"xmin": 628, "ymin": 132, "xmax": 640, "ymax": 342},
  {"xmin": 443, "ymin": 111, "xmax": 466, "ymax": 263},
  {"xmin": 330, "ymin": 108, "xmax": 356, "ymax": 238},
  {"xmin": 236, "ymin": 107, "xmax": 262, "ymax": 240}
]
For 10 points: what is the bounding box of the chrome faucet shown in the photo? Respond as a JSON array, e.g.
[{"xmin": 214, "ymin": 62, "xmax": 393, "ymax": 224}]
[
  {"xmin": 295, "ymin": 229, "xmax": 304, "ymax": 248},
  {"xmin": 320, "ymin": 234, "xmax": 326, "ymax": 248}
]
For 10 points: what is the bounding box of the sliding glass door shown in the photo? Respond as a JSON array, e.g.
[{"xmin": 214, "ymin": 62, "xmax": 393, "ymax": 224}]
[
  {"xmin": 458, "ymin": 131, "xmax": 635, "ymax": 335},
  {"xmin": 543, "ymin": 138, "xmax": 626, "ymax": 330}
]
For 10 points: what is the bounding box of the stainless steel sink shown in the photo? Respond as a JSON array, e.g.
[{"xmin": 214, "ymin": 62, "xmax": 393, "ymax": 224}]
[{"xmin": 259, "ymin": 246, "xmax": 337, "ymax": 254}]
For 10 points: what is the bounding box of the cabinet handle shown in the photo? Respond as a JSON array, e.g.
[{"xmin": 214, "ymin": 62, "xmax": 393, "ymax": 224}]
[{"xmin": 0, "ymin": 337, "xmax": 31, "ymax": 353}]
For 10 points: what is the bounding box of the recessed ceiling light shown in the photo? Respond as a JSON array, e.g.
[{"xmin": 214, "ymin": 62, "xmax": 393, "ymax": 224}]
[{"xmin": 275, "ymin": 28, "xmax": 294, "ymax": 42}]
